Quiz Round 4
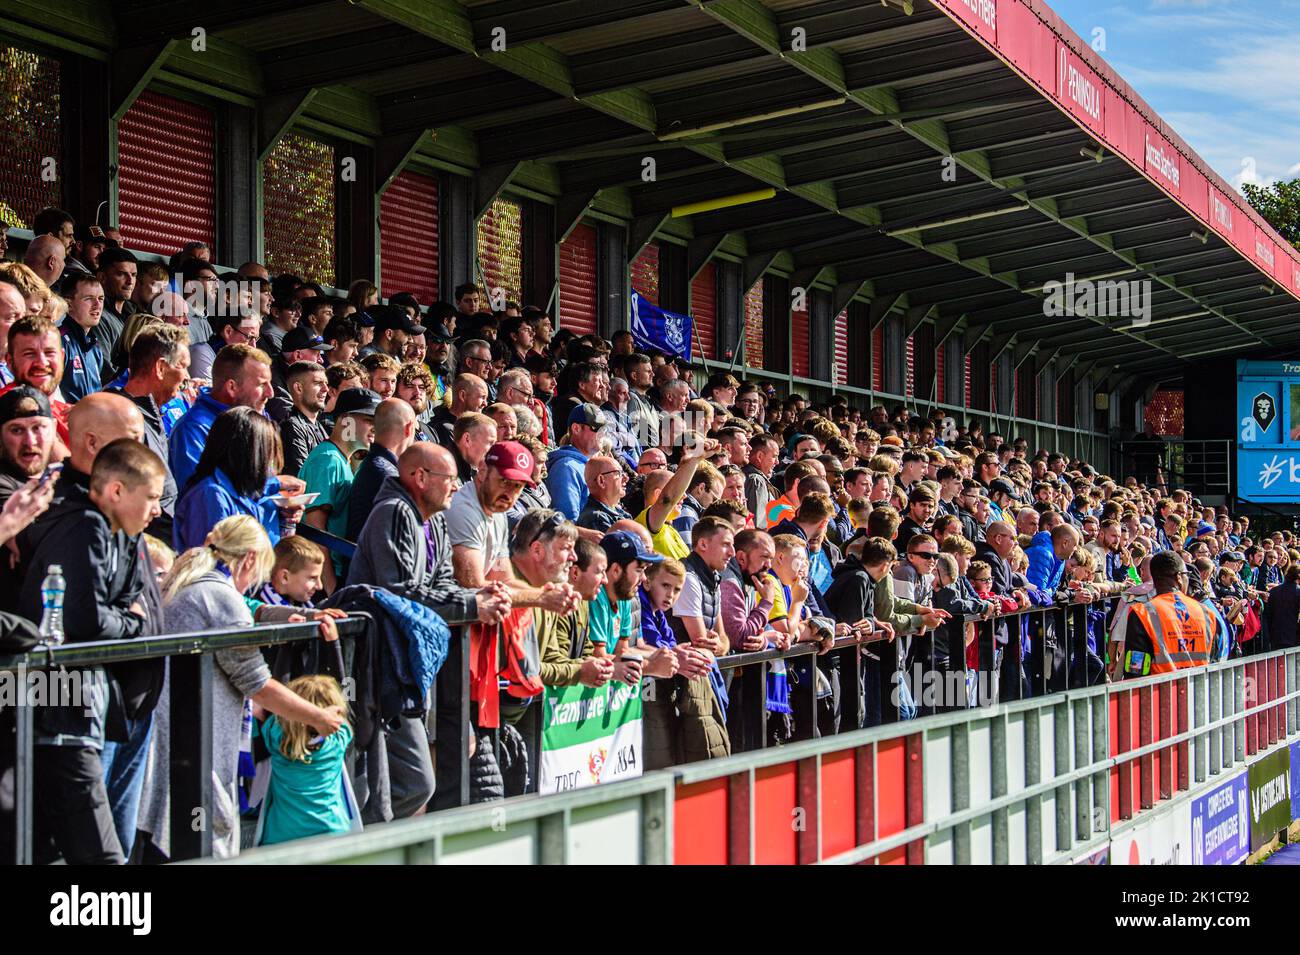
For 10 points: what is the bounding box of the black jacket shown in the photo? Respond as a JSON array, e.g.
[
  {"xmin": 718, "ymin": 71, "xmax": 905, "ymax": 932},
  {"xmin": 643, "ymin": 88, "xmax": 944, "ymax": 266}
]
[
  {"xmin": 18, "ymin": 478, "xmax": 146, "ymax": 741},
  {"xmin": 1267, "ymin": 581, "xmax": 1300, "ymax": 648},
  {"xmin": 823, "ymin": 554, "xmax": 875, "ymax": 625}
]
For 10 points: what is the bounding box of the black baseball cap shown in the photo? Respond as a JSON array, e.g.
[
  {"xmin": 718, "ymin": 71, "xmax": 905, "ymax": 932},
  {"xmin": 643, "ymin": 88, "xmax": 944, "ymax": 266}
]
[
  {"xmin": 567, "ymin": 402, "xmax": 610, "ymax": 430},
  {"xmin": 333, "ymin": 387, "xmax": 382, "ymax": 418},
  {"xmin": 281, "ymin": 327, "xmax": 329, "ymax": 353},
  {"xmin": 989, "ymin": 478, "xmax": 1016, "ymax": 497},
  {"xmin": 0, "ymin": 385, "xmax": 51, "ymax": 425},
  {"xmin": 372, "ymin": 305, "xmax": 426, "ymax": 335}
]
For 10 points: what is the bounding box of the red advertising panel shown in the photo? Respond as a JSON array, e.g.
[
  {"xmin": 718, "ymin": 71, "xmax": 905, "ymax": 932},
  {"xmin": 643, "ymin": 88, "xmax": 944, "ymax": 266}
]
[
  {"xmin": 1288, "ymin": 251, "xmax": 1300, "ymax": 296},
  {"xmin": 1251, "ymin": 228, "xmax": 1279, "ymax": 281},
  {"xmin": 1142, "ymin": 124, "xmax": 1181, "ymax": 198},
  {"xmin": 998, "ymin": 0, "xmax": 1055, "ymax": 92},
  {"xmin": 933, "ymin": 0, "xmax": 998, "ymax": 45},
  {"xmin": 1055, "ymin": 42, "xmax": 1105, "ymax": 136},
  {"xmin": 1179, "ymin": 160, "xmax": 1208, "ymax": 223},
  {"xmin": 1208, "ymin": 185, "xmax": 1237, "ymax": 246},
  {"xmin": 1103, "ymin": 88, "xmax": 1141, "ymax": 167}
]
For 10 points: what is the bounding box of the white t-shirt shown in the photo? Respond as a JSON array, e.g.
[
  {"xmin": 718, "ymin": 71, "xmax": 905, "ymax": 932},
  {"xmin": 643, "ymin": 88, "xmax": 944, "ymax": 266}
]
[
  {"xmin": 674, "ymin": 572, "xmax": 705, "ymax": 620},
  {"xmin": 445, "ymin": 482, "xmax": 509, "ymax": 570}
]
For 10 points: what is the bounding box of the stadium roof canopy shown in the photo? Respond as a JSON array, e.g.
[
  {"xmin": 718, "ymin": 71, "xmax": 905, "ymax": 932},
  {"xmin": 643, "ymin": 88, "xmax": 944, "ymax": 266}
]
[{"xmin": 41, "ymin": 0, "xmax": 1300, "ymax": 382}]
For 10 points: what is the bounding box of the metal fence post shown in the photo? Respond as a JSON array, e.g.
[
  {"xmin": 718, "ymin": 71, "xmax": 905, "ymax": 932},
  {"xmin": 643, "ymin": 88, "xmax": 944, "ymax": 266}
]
[
  {"xmin": 170, "ymin": 652, "xmax": 214, "ymax": 860},
  {"xmin": 12, "ymin": 699, "xmax": 34, "ymax": 864}
]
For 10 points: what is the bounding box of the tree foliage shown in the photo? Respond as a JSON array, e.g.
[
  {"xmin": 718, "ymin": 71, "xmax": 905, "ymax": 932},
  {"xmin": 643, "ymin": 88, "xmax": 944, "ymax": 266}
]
[{"xmin": 1242, "ymin": 178, "xmax": 1300, "ymax": 250}]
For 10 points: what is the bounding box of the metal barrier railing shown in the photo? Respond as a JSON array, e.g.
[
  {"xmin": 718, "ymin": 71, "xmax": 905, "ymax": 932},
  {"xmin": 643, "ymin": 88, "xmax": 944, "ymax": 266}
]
[
  {"xmin": 212, "ymin": 645, "xmax": 1300, "ymax": 866},
  {"xmin": 0, "ymin": 616, "xmax": 370, "ymax": 864}
]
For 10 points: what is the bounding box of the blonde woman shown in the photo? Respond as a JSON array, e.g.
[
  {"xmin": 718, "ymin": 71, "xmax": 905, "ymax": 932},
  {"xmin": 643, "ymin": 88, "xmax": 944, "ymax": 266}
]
[{"xmin": 137, "ymin": 515, "xmax": 345, "ymax": 860}]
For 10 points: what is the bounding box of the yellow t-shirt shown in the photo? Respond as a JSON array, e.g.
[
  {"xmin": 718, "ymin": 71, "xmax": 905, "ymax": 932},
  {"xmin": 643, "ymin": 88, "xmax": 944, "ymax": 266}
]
[{"xmin": 636, "ymin": 507, "xmax": 690, "ymax": 560}]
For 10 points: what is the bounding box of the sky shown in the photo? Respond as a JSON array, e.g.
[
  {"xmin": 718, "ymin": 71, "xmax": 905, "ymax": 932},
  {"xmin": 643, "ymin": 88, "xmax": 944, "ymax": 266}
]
[{"xmin": 1046, "ymin": 0, "xmax": 1300, "ymax": 191}]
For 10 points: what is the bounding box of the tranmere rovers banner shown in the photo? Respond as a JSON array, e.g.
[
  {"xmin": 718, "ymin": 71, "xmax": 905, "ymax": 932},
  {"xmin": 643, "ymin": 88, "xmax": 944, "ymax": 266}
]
[
  {"xmin": 539, "ymin": 680, "xmax": 643, "ymax": 794},
  {"xmin": 630, "ymin": 291, "xmax": 693, "ymax": 361}
]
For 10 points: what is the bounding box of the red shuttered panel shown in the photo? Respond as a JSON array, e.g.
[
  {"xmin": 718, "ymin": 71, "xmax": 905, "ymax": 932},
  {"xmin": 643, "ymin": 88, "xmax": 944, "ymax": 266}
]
[
  {"xmin": 477, "ymin": 196, "xmax": 523, "ymax": 306},
  {"xmin": 690, "ymin": 262, "xmax": 717, "ymax": 361},
  {"xmin": 379, "ymin": 169, "xmax": 438, "ymax": 305},
  {"xmin": 631, "ymin": 242, "xmax": 659, "ymax": 306},
  {"xmin": 936, "ymin": 340, "xmax": 946, "ymax": 404},
  {"xmin": 905, "ymin": 334, "xmax": 915, "ymax": 396},
  {"xmin": 791, "ymin": 308, "xmax": 810, "ymax": 378},
  {"xmin": 558, "ymin": 222, "xmax": 597, "ymax": 338},
  {"xmin": 744, "ymin": 279, "xmax": 764, "ymax": 368},
  {"xmin": 990, "ymin": 360, "xmax": 999, "ymax": 413},
  {"xmin": 871, "ymin": 325, "xmax": 884, "ymax": 392},
  {"xmin": 117, "ymin": 90, "xmax": 215, "ymax": 257},
  {"xmin": 964, "ymin": 353, "xmax": 972, "ymax": 407},
  {"xmin": 833, "ymin": 309, "xmax": 848, "ymax": 385}
]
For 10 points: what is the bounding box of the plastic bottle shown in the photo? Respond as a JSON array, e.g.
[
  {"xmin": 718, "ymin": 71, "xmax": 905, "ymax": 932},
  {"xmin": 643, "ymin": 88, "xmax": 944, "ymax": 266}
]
[{"xmin": 38, "ymin": 564, "xmax": 66, "ymax": 646}]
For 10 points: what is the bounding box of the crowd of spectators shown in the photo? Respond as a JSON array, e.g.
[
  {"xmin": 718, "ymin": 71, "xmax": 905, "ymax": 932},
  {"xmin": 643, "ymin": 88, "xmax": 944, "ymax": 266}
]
[{"xmin": 0, "ymin": 205, "xmax": 1288, "ymax": 866}]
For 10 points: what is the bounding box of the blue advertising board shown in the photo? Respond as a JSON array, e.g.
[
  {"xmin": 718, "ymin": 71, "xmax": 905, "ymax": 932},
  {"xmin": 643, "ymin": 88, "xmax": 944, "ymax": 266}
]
[
  {"xmin": 1290, "ymin": 740, "xmax": 1300, "ymax": 822},
  {"xmin": 1190, "ymin": 771, "xmax": 1250, "ymax": 866},
  {"xmin": 1236, "ymin": 360, "xmax": 1300, "ymax": 501}
]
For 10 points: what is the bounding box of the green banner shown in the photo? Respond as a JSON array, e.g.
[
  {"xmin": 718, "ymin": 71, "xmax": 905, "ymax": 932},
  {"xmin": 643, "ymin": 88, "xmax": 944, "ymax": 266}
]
[
  {"xmin": 1248, "ymin": 745, "xmax": 1292, "ymax": 850},
  {"xmin": 540, "ymin": 681, "xmax": 643, "ymax": 795}
]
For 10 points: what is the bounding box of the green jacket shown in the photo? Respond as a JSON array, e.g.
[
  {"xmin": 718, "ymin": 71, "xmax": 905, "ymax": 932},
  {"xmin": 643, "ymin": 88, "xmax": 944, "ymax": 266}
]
[
  {"xmin": 873, "ymin": 571, "xmax": 925, "ymax": 636},
  {"xmin": 538, "ymin": 602, "xmax": 595, "ymax": 687}
]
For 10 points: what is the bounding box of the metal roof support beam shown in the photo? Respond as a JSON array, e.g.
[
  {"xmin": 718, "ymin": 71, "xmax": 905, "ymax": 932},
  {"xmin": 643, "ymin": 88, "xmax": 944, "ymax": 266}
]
[
  {"xmin": 687, "ymin": 233, "xmax": 729, "ymax": 281},
  {"xmin": 934, "ymin": 313, "xmax": 964, "ymax": 349},
  {"xmin": 790, "ymin": 266, "xmax": 830, "ymax": 294},
  {"xmin": 830, "ymin": 281, "xmax": 868, "ymax": 319},
  {"xmin": 903, "ymin": 304, "xmax": 934, "ymax": 339},
  {"xmin": 627, "ymin": 212, "xmax": 670, "ymax": 263},
  {"xmin": 988, "ymin": 331, "xmax": 1016, "ymax": 363},
  {"xmin": 740, "ymin": 250, "xmax": 777, "ymax": 294},
  {"xmin": 1035, "ymin": 346, "xmax": 1063, "ymax": 377},
  {"xmin": 257, "ymin": 89, "xmax": 318, "ymax": 162},
  {"xmin": 963, "ymin": 323, "xmax": 992, "ymax": 353},
  {"xmin": 375, "ymin": 129, "xmax": 430, "ymax": 194},
  {"xmin": 474, "ymin": 161, "xmax": 522, "ymax": 221},
  {"xmin": 556, "ymin": 191, "xmax": 600, "ymax": 244},
  {"xmin": 110, "ymin": 39, "xmax": 177, "ymax": 121},
  {"xmin": 1012, "ymin": 340, "xmax": 1036, "ymax": 370},
  {"xmin": 869, "ymin": 294, "xmax": 902, "ymax": 329}
]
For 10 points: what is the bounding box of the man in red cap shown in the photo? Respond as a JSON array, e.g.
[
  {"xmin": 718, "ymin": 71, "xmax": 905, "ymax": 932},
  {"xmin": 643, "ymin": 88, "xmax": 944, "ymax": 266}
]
[{"xmin": 448, "ymin": 440, "xmax": 581, "ymax": 613}]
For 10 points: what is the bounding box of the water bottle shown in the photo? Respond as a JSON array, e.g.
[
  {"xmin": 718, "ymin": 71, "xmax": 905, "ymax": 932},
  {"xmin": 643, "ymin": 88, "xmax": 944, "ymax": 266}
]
[{"xmin": 38, "ymin": 564, "xmax": 66, "ymax": 646}]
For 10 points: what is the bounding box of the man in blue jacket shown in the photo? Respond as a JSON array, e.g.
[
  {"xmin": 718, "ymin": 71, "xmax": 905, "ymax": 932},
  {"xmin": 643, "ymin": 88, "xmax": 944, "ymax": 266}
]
[
  {"xmin": 168, "ymin": 343, "xmax": 272, "ymax": 490},
  {"xmin": 1024, "ymin": 522, "xmax": 1093, "ymax": 692},
  {"xmin": 544, "ymin": 402, "xmax": 608, "ymax": 521}
]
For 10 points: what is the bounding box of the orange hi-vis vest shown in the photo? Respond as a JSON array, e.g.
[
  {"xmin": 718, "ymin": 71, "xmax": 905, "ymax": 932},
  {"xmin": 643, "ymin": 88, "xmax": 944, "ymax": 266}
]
[{"xmin": 1130, "ymin": 591, "xmax": 1214, "ymax": 674}]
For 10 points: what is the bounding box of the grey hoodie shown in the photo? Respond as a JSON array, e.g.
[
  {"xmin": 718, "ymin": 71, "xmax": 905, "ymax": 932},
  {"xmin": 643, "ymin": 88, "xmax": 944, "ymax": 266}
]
[{"xmin": 345, "ymin": 475, "xmax": 479, "ymax": 625}]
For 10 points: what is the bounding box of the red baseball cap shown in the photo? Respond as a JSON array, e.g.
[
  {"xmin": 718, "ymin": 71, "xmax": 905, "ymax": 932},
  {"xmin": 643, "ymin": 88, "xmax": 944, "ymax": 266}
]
[{"xmin": 484, "ymin": 441, "xmax": 536, "ymax": 485}]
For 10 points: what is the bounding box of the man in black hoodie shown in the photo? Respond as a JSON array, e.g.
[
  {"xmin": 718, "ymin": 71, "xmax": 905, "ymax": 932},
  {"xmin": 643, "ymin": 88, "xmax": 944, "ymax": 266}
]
[
  {"xmin": 19, "ymin": 439, "xmax": 164, "ymax": 864},
  {"xmin": 825, "ymin": 534, "xmax": 897, "ymax": 729}
]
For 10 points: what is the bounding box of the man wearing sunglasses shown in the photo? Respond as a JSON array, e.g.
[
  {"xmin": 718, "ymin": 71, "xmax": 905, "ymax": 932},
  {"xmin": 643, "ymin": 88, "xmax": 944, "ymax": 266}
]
[{"xmin": 576, "ymin": 453, "xmax": 630, "ymax": 538}]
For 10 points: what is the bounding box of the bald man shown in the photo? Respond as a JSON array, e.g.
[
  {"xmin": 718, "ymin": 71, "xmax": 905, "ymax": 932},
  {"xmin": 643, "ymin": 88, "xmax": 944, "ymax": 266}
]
[
  {"xmin": 575, "ymin": 453, "xmax": 630, "ymax": 537},
  {"xmin": 23, "ymin": 235, "xmax": 65, "ymax": 288},
  {"xmin": 347, "ymin": 398, "xmax": 417, "ymax": 541},
  {"xmin": 347, "ymin": 440, "xmax": 509, "ymax": 818}
]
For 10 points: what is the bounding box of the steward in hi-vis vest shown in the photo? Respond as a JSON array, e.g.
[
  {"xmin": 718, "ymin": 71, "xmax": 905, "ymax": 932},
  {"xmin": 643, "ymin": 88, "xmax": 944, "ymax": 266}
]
[{"xmin": 1122, "ymin": 551, "xmax": 1217, "ymax": 677}]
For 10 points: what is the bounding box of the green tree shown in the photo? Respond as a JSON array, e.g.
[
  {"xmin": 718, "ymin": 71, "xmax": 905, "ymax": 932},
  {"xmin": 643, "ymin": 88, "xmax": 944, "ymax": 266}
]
[{"xmin": 1242, "ymin": 178, "xmax": 1300, "ymax": 250}]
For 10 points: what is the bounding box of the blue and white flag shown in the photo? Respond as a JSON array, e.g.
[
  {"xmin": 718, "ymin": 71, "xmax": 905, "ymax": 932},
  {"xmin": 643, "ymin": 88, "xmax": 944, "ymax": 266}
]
[{"xmin": 630, "ymin": 291, "xmax": 693, "ymax": 360}]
